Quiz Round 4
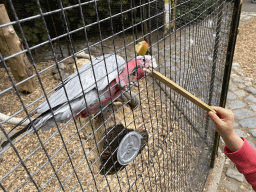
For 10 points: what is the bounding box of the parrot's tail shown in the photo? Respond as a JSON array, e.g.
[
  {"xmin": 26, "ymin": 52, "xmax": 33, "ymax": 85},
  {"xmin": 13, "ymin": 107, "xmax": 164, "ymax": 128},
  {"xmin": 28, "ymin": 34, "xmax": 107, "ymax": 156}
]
[
  {"xmin": 1, "ymin": 117, "xmax": 41, "ymax": 149},
  {"xmin": 4, "ymin": 108, "xmax": 38, "ymax": 135}
]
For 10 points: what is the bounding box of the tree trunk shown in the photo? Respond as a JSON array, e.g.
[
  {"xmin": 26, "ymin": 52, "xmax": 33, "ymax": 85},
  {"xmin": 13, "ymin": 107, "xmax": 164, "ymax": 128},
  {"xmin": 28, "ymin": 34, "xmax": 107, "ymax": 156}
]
[
  {"xmin": 0, "ymin": 4, "xmax": 36, "ymax": 93},
  {"xmin": 171, "ymin": 0, "xmax": 177, "ymax": 30}
]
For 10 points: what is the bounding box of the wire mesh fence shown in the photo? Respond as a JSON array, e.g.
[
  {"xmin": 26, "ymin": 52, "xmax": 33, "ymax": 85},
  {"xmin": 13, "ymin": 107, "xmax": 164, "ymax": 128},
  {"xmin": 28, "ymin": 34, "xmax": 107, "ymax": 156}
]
[{"xmin": 0, "ymin": 0, "xmax": 238, "ymax": 191}]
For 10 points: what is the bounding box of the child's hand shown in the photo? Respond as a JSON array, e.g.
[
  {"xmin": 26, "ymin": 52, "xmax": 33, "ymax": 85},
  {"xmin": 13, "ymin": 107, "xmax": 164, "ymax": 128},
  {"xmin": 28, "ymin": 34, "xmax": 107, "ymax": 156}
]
[
  {"xmin": 205, "ymin": 106, "xmax": 235, "ymax": 139},
  {"xmin": 205, "ymin": 106, "xmax": 244, "ymax": 152}
]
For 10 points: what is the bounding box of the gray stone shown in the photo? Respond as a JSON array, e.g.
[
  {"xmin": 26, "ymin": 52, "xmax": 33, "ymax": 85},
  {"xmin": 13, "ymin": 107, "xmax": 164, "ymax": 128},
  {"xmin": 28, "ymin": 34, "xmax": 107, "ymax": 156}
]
[
  {"xmin": 233, "ymin": 109, "xmax": 255, "ymax": 120},
  {"xmin": 76, "ymin": 52, "xmax": 95, "ymax": 59},
  {"xmin": 234, "ymin": 90, "xmax": 247, "ymax": 98},
  {"xmin": 233, "ymin": 77, "xmax": 244, "ymax": 83},
  {"xmin": 244, "ymin": 95, "xmax": 256, "ymax": 103},
  {"xmin": 45, "ymin": 55, "xmax": 53, "ymax": 61},
  {"xmin": 228, "ymin": 100, "xmax": 246, "ymax": 109},
  {"xmin": 200, "ymin": 51, "xmax": 208, "ymax": 56},
  {"xmin": 245, "ymin": 87, "xmax": 256, "ymax": 95},
  {"xmin": 249, "ymin": 104, "xmax": 256, "ymax": 112},
  {"xmin": 232, "ymin": 66, "xmax": 240, "ymax": 71},
  {"xmin": 227, "ymin": 92, "xmax": 237, "ymax": 100},
  {"xmin": 233, "ymin": 122, "xmax": 239, "ymax": 127},
  {"xmin": 232, "ymin": 63, "xmax": 240, "ymax": 67},
  {"xmin": 226, "ymin": 168, "xmax": 244, "ymax": 182},
  {"xmin": 53, "ymin": 72, "xmax": 69, "ymax": 80},
  {"xmin": 244, "ymin": 77, "xmax": 253, "ymax": 81},
  {"xmin": 230, "ymin": 73, "xmax": 238, "ymax": 78},
  {"xmin": 239, "ymin": 117, "xmax": 256, "ymax": 128},
  {"xmin": 58, "ymin": 62, "xmax": 65, "ymax": 70},
  {"xmin": 51, "ymin": 63, "xmax": 65, "ymax": 74},
  {"xmin": 234, "ymin": 129, "xmax": 244, "ymax": 137},
  {"xmin": 248, "ymin": 140, "xmax": 256, "ymax": 148},
  {"xmin": 249, "ymin": 129, "xmax": 256, "ymax": 137},
  {"xmin": 237, "ymin": 83, "xmax": 246, "ymax": 89},
  {"xmin": 245, "ymin": 81, "xmax": 253, "ymax": 87},
  {"xmin": 224, "ymin": 180, "xmax": 238, "ymax": 191},
  {"xmin": 229, "ymin": 84, "xmax": 238, "ymax": 91}
]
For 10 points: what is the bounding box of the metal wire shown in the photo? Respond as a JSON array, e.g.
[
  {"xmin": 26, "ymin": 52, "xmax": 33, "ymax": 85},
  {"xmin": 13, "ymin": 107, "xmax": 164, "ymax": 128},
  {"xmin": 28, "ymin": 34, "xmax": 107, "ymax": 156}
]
[{"xmin": 0, "ymin": 0, "xmax": 238, "ymax": 191}]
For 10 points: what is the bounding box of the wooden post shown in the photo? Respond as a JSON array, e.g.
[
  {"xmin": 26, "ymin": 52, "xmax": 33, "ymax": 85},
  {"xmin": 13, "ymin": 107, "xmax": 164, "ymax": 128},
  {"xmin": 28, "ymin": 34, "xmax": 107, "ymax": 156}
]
[
  {"xmin": 142, "ymin": 0, "xmax": 149, "ymax": 44},
  {"xmin": 0, "ymin": 4, "xmax": 36, "ymax": 93},
  {"xmin": 164, "ymin": 0, "xmax": 171, "ymax": 34},
  {"xmin": 171, "ymin": 0, "xmax": 177, "ymax": 30}
]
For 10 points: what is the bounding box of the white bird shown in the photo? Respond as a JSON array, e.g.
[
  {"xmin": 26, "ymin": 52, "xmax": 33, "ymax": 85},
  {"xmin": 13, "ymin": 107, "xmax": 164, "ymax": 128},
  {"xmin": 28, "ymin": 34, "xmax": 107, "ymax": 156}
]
[{"xmin": 2, "ymin": 54, "xmax": 157, "ymax": 148}]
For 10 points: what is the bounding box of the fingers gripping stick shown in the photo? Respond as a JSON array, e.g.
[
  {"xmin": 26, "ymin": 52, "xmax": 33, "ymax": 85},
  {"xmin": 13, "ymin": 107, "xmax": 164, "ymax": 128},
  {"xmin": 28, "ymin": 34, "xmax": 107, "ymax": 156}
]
[{"xmin": 146, "ymin": 68, "xmax": 216, "ymax": 114}]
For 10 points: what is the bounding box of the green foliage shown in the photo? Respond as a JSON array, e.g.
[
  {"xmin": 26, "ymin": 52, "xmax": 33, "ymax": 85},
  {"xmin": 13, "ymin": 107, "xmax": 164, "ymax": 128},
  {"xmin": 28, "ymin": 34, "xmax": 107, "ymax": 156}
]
[
  {"xmin": 7, "ymin": 0, "xmax": 48, "ymax": 45},
  {"xmin": 175, "ymin": 0, "xmax": 218, "ymax": 28},
  {"xmin": 8, "ymin": 0, "xmax": 141, "ymax": 45},
  {"xmin": 6, "ymin": 0, "xmax": 218, "ymax": 45}
]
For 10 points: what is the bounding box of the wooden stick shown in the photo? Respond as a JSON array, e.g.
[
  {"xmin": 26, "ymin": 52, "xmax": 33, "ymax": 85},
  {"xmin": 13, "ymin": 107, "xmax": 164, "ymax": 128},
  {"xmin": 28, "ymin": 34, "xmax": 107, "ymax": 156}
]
[{"xmin": 146, "ymin": 68, "xmax": 216, "ymax": 114}]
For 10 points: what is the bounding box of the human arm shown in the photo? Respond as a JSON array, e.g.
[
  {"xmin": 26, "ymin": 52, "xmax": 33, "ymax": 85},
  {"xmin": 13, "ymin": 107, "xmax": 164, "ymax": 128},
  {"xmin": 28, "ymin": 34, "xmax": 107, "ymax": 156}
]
[
  {"xmin": 224, "ymin": 137, "xmax": 256, "ymax": 191},
  {"xmin": 206, "ymin": 106, "xmax": 256, "ymax": 190}
]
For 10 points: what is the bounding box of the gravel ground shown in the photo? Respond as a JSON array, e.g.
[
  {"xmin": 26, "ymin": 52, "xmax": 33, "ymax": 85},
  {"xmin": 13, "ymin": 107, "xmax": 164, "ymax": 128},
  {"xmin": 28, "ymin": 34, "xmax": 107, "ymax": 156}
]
[
  {"xmin": 0, "ymin": 4, "xmax": 246, "ymax": 191},
  {"xmin": 233, "ymin": 16, "xmax": 256, "ymax": 78}
]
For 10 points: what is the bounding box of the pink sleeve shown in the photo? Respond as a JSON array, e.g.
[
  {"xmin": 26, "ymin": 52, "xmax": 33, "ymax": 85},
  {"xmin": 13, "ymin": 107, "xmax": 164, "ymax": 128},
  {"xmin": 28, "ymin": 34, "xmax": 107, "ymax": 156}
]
[{"xmin": 224, "ymin": 137, "xmax": 256, "ymax": 191}]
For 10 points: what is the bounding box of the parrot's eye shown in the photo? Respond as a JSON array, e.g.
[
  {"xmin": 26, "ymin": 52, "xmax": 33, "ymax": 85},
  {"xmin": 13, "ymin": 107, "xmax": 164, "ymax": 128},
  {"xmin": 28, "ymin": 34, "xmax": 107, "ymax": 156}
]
[{"xmin": 143, "ymin": 58, "xmax": 146, "ymax": 63}]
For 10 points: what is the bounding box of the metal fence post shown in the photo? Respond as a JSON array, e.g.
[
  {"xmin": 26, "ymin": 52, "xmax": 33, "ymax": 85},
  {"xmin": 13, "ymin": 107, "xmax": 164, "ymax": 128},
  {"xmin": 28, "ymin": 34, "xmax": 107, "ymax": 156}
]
[
  {"xmin": 204, "ymin": 0, "xmax": 224, "ymax": 140},
  {"xmin": 210, "ymin": 0, "xmax": 243, "ymax": 168}
]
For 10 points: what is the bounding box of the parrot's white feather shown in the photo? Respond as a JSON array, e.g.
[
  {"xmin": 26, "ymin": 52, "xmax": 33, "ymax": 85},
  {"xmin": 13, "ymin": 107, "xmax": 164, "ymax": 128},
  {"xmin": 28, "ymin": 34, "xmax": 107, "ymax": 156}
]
[{"xmin": 37, "ymin": 54, "xmax": 126, "ymax": 114}]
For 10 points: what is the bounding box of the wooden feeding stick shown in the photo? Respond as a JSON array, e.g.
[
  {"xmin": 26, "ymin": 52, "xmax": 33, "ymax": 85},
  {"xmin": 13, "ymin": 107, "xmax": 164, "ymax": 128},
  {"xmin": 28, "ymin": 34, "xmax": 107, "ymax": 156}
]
[{"xmin": 146, "ymin": 68, "xmax": 216, "ymax": 114}]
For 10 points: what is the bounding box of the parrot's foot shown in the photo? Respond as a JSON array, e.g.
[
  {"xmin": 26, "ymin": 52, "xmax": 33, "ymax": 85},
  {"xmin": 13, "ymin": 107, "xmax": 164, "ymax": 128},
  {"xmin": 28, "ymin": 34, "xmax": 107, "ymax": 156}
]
[
  {"xmin": 116, "ymin": 91, "xmax": 140, "ymax": 109},
  {"xmin": 101, "ymin": 104, "xmax": 117, "ymax": 116}
]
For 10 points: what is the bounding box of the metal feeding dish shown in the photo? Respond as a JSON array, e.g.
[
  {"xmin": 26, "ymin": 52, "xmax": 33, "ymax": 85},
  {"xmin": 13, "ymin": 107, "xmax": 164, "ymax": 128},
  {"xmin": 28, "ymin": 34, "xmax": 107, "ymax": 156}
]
[{"xmin": 117, "ymin": 131, "xmax": 142, "ymax": 165}]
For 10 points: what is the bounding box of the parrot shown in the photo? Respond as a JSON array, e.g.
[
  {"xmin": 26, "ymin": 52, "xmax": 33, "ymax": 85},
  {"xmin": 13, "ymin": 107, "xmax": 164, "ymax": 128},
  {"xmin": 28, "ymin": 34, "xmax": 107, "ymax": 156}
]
[{"xmin": 1, "ymin": 54, "xmax": 157, "ymax": 148}]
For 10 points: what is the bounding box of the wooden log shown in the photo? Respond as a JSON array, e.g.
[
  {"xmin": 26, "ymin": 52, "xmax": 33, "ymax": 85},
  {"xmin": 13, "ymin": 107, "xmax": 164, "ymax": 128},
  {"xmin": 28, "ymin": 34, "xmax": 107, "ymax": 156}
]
[
  {"xmin": 0, "ymin": 4, "xmax": 36, "ymax": 93},
  {"xmin": 81, "ymin": 100, "xmax": 148, "ymax": 175}
]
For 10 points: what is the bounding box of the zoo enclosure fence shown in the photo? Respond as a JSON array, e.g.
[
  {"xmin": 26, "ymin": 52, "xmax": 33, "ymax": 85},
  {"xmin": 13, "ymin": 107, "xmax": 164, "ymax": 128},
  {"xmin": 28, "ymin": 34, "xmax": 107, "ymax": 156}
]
[{"xmin": 0, "ymin": 0, "xmax": 241, "ymax": 191}]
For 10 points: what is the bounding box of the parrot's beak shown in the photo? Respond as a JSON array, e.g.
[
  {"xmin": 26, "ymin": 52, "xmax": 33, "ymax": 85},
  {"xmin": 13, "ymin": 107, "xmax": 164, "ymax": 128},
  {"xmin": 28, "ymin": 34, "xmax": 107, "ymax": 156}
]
[
  {"xmin": 137, "ymin": 55, "xmax": 157, "ymax": 70},
  {"xmin": 126, "ymin": 56, "xmax": 158, "ymax": 87},
  {"xmin": 131, "ymin": 65, "xmax": 144, "ymax": 75}
]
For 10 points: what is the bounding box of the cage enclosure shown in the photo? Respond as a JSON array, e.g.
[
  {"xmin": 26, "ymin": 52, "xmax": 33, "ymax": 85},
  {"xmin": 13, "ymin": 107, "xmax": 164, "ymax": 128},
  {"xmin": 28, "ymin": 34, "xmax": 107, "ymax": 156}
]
[{"xmin": 0, "ymin": 0, "xmax": 241, "ymax": 191}]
